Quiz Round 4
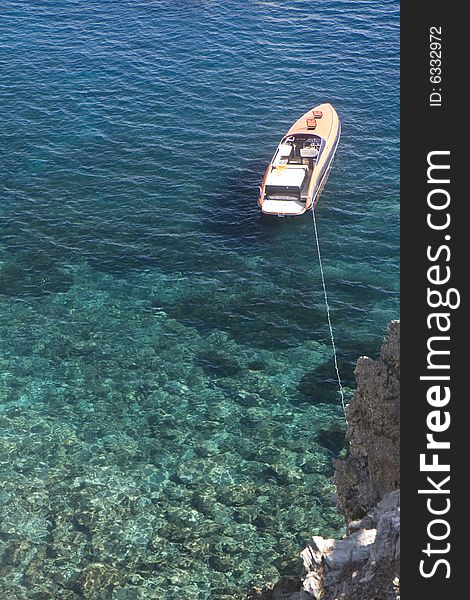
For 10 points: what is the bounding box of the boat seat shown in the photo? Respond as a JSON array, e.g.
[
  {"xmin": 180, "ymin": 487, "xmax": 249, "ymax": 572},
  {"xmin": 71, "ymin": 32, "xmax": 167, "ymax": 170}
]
[
  {"xmin": 279, "ymin": 143, "xmax": 292, "ymax": 157},
  {"xmin": 300, "ymin": 147, "xmax": 319, "ymax": 158}
]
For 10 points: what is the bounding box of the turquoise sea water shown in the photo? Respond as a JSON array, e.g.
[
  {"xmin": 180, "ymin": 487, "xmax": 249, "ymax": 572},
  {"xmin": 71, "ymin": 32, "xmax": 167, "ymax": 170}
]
[{"xmin": 0, "ymin": 1, "xmax": 399, "ymax": 598}]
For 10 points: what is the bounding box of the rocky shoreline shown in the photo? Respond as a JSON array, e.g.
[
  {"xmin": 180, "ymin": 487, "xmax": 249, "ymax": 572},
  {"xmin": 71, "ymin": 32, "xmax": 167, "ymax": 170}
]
[{"xmin": 248, "ymin": 321, "xmax": 400, "ymax": 600}]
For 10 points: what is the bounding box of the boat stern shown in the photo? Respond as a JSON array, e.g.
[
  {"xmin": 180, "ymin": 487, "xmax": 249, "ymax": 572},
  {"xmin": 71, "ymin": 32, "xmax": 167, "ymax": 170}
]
[
  {"xmin": 260, "ymin": 198, "xmax": 307, "ymax": 216},
  {"xmin": 259, "ymin": 160, "xmax": 309, "ymax": 216}
]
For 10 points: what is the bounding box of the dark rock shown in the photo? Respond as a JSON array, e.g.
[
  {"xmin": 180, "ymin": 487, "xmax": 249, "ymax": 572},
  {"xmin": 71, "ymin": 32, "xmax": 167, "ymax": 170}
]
[
  {"xmin": 195, "ymin": 350, "xmax": 242, "ymax": 377},
  {"xmin": 334, "ymin": 320, "xmax": 400, "ymax": 522},
  {"xmin": 208, "ymin": 553, "xmax": 235, "ymax": 573},
  {"xmin": 247, "ymin": 359, "xmax": 267, "ymax": 371},
  {"xmin": 315, "ymin": 423, "xmax": 347, "ymax": 457},
  {"xmin": 297, "ymin": 366, "xmax": 339, "ymax": 405}
]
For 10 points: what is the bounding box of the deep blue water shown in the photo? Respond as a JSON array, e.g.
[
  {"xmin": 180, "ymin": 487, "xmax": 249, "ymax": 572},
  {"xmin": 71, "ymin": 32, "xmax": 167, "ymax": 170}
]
[{"xmin": 0, "ymin": 1, "xmax": 399, "ymax": 598}]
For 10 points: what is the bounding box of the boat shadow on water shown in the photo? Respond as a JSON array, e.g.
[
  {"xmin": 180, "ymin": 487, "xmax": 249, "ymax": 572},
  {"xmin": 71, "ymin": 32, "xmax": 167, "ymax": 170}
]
[{"xmin": 198, "ymin": 163, "xmax": 292, "ymax": 243}]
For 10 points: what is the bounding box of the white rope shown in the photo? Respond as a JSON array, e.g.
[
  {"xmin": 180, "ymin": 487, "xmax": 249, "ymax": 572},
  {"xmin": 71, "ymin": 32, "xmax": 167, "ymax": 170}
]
[{"xmin": 311, "ymin": 205, "xmax": 347, "ymax": 417}]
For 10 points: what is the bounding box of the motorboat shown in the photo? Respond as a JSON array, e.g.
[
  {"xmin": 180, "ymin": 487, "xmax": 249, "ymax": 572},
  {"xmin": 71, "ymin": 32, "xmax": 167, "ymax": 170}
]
[{"xmin": 258, "ymin": 103, "xmax": 340, "ymax": 216}]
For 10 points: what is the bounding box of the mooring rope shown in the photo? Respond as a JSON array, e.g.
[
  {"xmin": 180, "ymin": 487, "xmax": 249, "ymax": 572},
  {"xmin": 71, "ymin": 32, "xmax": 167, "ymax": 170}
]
[{"xmin": 311, "ymin": 205, "xmax": 347, "ymax": 417}]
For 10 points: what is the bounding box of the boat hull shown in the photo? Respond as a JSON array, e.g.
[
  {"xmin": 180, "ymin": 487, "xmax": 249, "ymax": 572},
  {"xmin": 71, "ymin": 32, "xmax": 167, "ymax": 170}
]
[{"xmin": 259, "ymin": 103, "xmax": 340, "ymax": 216}]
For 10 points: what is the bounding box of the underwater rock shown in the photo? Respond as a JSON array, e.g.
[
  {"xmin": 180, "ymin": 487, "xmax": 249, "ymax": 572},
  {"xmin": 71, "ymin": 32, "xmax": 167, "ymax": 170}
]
[
  {"xmin": 314, "ymin": 423, "xmax": 347, "ymax": 457},
  {"xmin": 297, "ymin": 367, "xmax": 339, "ymax": 405},
  {"xmin": 216, "ymin": 483, "xmax": 257, "ymax": 507},
  {"xmin": 76, "ymin": 563, "xmax": 123, "ymax": 598},
  {"xmin": 0, "ymin": 253, "xmax": 73, "ymax": 298},
  {"xmin": 256, "ymin": 446, "xmax": 282, "ymax": 464},
  {"xmin": 299, "ymin": 454, "xmax": 333, "ymax": 477},
  {"xmin": 208, "ymin": 553, "xmax": 236, "ymax": 573},
  {"xmin": 247, "ymin": 576, "xmax": 303, "ymax": 600},
  {"xmin": 247, "ymin": 359, "xmax": 267, "ymax": 371},
  {"xmin": 195, "ymin": 350, "xmax": 242, "ymax": 377},
  {"xmin": 236, "ymin": 392, "xmax": 263, "ymax": 407},
  {"xmin": 1, "ymin": 257, "xmax": 348, "ymax": 599}
]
